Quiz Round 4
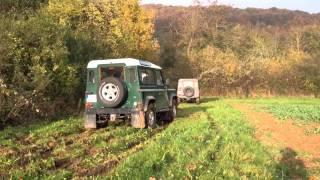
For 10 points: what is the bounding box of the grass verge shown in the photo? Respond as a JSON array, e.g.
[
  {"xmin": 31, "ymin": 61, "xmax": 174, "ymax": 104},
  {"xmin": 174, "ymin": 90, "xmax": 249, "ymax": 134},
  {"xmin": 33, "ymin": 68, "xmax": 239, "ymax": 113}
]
[
  {"xmin": 110, "ymin": 101, "xmax": 282, "ymax": 179},
  {"xmin": 1, "ymin": 98, "xmax": 316, "ymax": 179}
]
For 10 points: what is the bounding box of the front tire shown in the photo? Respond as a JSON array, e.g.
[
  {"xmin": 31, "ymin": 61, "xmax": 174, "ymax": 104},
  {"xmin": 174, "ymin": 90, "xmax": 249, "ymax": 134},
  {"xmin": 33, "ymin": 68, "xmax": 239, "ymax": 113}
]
[
  {"xmin": 168, "ymin": 99, "xmax": 177, "ymax": 122},
  {"xmin": 145, "ymin": 103, "xmax": 156, "ymax": 129}
]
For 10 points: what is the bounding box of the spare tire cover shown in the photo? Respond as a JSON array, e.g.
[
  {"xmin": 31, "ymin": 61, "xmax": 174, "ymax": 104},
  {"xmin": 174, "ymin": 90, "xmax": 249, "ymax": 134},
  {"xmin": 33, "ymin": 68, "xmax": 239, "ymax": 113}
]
[
  {"xmin": 183, "ymin": 86, "xmax": 194, "ymax": 97},
  {"xmin": 98, "ymin": 77, "xmax": 127, "ymax": 108}
]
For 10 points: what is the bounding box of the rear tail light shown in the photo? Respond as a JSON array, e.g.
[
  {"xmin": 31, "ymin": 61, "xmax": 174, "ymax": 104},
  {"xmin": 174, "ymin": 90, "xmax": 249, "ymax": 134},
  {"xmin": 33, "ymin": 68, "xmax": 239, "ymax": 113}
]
[
  {"xmin": 178, "ymin": 88, "xmax": 183, "ymax": 95},
  {"xmin": 86, "ymin": 102, "xmax": 94, "ymax": 109}
]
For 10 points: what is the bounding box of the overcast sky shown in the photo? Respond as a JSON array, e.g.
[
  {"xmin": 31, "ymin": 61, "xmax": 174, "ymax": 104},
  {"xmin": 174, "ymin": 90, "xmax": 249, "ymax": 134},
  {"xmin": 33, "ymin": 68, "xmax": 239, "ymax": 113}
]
[{"xmin": 140, "ymin": 0, "xmax": 320, "ymax": 13}]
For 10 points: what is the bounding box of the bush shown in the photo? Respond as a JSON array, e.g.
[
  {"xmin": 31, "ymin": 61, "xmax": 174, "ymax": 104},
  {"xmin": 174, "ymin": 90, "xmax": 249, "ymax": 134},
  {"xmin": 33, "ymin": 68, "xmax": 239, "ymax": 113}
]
[
  {"xmin": 0, "ymin": 15, "xmax": 79, "ymax": 125},
  {"xmin": 0, "ymin": 0, "xmax": 157, "ymax": 126}
]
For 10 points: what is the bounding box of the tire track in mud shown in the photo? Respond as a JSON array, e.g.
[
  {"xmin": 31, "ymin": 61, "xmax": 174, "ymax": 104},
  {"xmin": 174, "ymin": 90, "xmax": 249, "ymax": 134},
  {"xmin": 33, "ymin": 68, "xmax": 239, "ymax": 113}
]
[
  {"xmin": 73, "ymin": 124, "xmax": 169, "ymax": 177},
  {"xmin": 0, "ymin": 122, "xmax": 169, "ymax": 178},
  {"xmin": 232, "ymin": 103, "xmax": 320, "ymax": 169}
]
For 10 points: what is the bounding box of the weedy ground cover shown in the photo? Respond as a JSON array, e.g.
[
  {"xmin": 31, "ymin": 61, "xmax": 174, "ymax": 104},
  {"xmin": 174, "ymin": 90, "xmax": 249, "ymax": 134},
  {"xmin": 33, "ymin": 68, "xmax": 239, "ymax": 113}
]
[
  {"xmin": 0, "ymin": 118, "xmax": 163, "ymax": 178},
  {"xmin": 0, "ymin": 98, "xmax": 318, "ymax": 179},
  {"xmin": 111, "ymin": 100, "xmax": 286, "ymax": 179},
  {"xmin": 236, "ymin": 98, "xmax": 320, "ymax": 123}
]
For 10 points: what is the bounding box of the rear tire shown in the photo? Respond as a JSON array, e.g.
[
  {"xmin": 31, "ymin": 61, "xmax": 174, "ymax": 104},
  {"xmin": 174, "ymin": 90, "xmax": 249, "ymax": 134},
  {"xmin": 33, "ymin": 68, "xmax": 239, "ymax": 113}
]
[
  {"xmin": 196, "ymin": 97, "xmax": 200, "ymax": 104},
  {"xmin": 97, "ymin": 121, "xmax": 108, "ymax": 128},
  {"xmin": 145, "ymin": 103, "xmax": 157, "ymax": 129},
  {"xmin": 96, "ymin": 114, "xmax": 108, "ymax": 128},
  {"xmin": 177, "ymin": 98, "xmax": 181, "ymax": 104}
]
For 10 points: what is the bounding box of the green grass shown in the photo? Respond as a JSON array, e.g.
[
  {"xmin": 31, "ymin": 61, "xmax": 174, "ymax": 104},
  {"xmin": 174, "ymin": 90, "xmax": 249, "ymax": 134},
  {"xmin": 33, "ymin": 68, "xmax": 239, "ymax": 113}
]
[
  {"xmin": 0, "ymin": 118, "xmax": 161, "ymax": 179},
  {"xmin": 234, "ymin": 98, "xmax": 320, "ymax": 123},
  {"xmin": 265, "ymin": 104, "xmax": 320, "ymax": 123},
  {"xmin": 1, "ymin": 98, "xmax": 318, "ymax": 179},
  {"xmin": 111, "ymin": 101, "xmax": 282, "ymax": 179}
]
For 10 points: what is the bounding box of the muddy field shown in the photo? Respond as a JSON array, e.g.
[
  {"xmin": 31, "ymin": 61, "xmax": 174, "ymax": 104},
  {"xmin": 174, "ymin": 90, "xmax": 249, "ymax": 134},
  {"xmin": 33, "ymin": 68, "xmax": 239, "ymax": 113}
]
[{"xmin": 0, "ymin": 98, "xmax": 319, "ymax": 179}]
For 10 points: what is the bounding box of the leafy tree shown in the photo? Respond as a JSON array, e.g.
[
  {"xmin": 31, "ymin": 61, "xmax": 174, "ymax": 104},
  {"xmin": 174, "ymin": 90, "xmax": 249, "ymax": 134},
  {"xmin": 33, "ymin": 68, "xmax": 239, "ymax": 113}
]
[
  {"xmin": 302, "ymin": 26, "xmax": 320, "ymax": 55},
  {"xmin": 0, "ymin": 0, "xmax": 158, "ymax": 125},
  {"xmin": 147, "ymin": 4, "xmax": 320, "ymax": 96},
  {"xmin": 296, "ymin": 55, "xmax": 320, "ymax": 97},
  {"xmin": 0, "ymin": 14, "xmax": 77, "ymax": 124},
  {"xmin": 0, "ymin": 0, "xmax": 47, "ymax": 17}
]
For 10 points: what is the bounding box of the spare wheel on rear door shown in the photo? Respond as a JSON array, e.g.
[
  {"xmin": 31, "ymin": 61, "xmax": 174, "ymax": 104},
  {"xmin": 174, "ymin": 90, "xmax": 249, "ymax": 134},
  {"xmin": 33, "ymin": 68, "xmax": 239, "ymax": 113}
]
[
  {"xmin": 183, "ymin": 86, "xmax": 194, "ymax": 97},
  {"xmin": 98, "ymin": 77, "xmax": 127, "ymax": 108}
]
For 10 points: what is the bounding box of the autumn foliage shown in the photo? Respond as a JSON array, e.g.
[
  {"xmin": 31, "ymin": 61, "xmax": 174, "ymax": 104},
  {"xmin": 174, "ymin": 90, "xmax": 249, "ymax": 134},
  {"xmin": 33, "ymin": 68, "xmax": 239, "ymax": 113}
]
[
  {"xmin": 0, "ymin": 1, "xmax": 320, "ymax": 125},
  {"xmin": 146, "ymin": 4, "xmax": 320, "ymax": 97},
  {"xmin": 0, "ymin": 0, "xmax": 157, "ymax": 125}
]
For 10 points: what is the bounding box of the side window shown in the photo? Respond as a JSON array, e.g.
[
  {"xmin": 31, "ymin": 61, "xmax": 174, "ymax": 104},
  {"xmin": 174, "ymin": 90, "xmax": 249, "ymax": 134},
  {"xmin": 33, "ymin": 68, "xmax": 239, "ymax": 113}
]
[
  {"xmin": 156, "ymin": 71, "xmax": 164, "ymax": 86},
  {"xmin": 88, "ymin": 70, "xmax": 95, "ymax": 83},
  {"xmin": 127, "ymin": 67, "xmax": 137, "ymax": 83},
  {"xmin": 139, "ymin": 68, "xmax": 156, "ymax": 85}
]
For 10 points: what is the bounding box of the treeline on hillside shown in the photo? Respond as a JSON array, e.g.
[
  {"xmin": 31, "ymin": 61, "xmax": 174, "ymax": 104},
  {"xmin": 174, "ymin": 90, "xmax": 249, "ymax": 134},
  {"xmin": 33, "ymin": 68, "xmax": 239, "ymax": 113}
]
[
  {"xmin": 144, "ymin": 5, "xmax": 320, "ymax": 97},
  {"xmin": 1, "ymin": 1, "xmax": 320, "ymax": 126},
  {"xmin": 0, "ymin": 0, "xmax": 157, "ymax": 126}
]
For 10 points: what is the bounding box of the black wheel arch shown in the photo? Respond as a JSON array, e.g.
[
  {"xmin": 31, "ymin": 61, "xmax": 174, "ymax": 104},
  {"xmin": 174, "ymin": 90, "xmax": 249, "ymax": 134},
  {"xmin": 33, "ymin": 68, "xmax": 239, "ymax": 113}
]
[
  {"xmin": 169, "ymin": 95, "xmax": 178, "ymax": 107},
  {"xmin": 143, "ymin": 96, "xmax": 156, "ymax": 112}
]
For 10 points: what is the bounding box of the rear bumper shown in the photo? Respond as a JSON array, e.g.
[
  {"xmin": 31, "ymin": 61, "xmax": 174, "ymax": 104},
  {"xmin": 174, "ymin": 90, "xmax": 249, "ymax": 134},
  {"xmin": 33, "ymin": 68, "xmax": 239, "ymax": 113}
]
[
  {"xmin": 86, "ymin": 108, "xmax": 136, "ymax": 115},
  {"xmin": 178, "ymin": 96, "xmax": 198, "ymax": 100},
  {"xmin": 84, "ymin": 107, "xmax": 146, "ymax": 129},
  {"xmin": 84, "ymin": 114, "xmax": 97, "ymax": 129},
  {"xmin": 85, "ymin": 108, "xmax": 134, "ymax": 127}
]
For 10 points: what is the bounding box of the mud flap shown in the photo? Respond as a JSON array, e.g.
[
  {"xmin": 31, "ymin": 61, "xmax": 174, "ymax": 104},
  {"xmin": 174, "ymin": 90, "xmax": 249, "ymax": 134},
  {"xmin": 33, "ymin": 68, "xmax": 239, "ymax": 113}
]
[
  {"xmin": 131, "ymin": 111, "xmax": 145, "ymax": 128},
  {"xmin": 84, "ymin": 114, "xmax": 97, "ymax": 129}
]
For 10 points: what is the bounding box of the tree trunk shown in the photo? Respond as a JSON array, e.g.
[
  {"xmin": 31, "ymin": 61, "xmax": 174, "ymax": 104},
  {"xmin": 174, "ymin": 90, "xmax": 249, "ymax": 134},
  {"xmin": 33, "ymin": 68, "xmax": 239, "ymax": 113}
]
[
  {"xmin": 187, "ymin": 37, "xmax": 193, "ymax": 58},
  {"xmin": 244, "ymin": 86, "xmax": 251, "ymax": 98}
]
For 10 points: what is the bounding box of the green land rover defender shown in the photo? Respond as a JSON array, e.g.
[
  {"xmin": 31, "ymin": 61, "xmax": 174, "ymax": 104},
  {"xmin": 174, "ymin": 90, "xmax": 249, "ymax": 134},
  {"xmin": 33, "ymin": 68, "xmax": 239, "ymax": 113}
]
[{"xmin": 84, "ymin": 58, "xmax": 178, "ymax": 129}]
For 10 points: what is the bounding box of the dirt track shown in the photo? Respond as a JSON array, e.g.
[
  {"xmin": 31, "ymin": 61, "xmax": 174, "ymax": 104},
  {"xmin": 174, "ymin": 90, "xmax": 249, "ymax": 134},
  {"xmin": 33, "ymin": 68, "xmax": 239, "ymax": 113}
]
[{"xmin": 233, "ymin": 104, "xmax": 320, "ymax": 169}]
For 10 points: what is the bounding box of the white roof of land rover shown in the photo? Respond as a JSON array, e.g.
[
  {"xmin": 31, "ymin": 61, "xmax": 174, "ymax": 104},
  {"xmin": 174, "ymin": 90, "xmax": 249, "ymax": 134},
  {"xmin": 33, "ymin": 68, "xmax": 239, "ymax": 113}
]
[{"xmin": 87, "ymin": 58, "xmax": 161, "ymax": 69}]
